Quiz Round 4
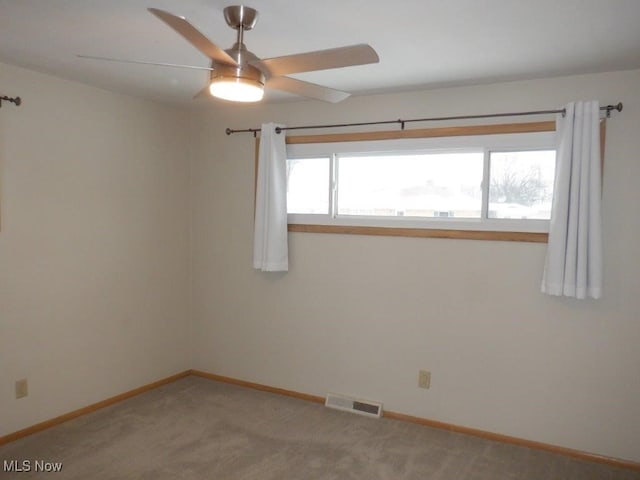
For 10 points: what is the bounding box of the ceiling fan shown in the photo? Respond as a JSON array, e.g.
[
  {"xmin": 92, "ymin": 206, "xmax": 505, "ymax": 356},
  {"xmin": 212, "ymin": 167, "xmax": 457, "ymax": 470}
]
[{"xmin": 79, "ymin": 5, "xmax": 379, "ymax": 103}]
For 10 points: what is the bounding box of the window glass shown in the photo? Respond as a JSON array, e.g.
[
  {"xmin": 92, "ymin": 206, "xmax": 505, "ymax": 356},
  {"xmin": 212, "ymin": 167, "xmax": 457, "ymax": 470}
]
[
  {"xmin": 337, "ymin": 152, "xmax": 484, "ymax": 218},
  {"xmin": 488, "ymin": 150, "xmax": 556, "ymax": 220},
  {"xmin": 286, "ymin": 157, "xmax": 330, "ymax": 214}
]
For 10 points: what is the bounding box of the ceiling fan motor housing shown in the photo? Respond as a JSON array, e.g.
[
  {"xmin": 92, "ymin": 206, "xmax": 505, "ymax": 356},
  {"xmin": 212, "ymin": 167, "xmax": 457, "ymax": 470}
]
[
  {"xmin": 211, "ymin": 62, "xmax": 265, "ymax": 87},
  {"xmin": 212, "ymin": 43, "xmax": 265, "ymax": 87}
]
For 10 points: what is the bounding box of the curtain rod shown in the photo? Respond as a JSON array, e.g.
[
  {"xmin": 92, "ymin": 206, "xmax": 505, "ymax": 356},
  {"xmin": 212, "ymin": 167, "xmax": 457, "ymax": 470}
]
[{"xmin": 225, "ymin": 102, "xmax": 623, "ymax": 136}]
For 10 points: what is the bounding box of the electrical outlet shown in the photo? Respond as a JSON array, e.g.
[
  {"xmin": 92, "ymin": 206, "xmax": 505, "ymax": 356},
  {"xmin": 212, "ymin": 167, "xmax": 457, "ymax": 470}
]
[
  {"xmin": 15, "ymin": 379, "xmax": 28, "ymax": 399},
  {"xmin": 418, "ymin": 370, "xmax": 431, "ymax": 389}
]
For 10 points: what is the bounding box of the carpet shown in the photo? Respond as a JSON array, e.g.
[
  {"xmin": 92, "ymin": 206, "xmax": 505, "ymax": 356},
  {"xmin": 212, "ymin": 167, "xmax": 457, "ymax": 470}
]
[{"xmin": 1, "ymin": 376, "xmax": 638, "ymax": 479}]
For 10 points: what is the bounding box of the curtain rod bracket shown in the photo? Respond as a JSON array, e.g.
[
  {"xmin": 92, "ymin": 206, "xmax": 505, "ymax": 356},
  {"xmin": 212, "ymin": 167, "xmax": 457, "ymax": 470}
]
[
  {"xmin": 400, "ymin": 119, "xmax": 405, "ymax": 130},
  {"xmin": 0, "ymin": 95, "xmax": 21, "ymax": 108},
  {"xmin": 226, "ymin": 127, "xmax": 260, "ymax": 136}
]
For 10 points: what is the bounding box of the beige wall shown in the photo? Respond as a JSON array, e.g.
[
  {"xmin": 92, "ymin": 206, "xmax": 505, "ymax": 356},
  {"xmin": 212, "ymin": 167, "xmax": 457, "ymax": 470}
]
[
  {"xmin": 190, "ymin": 69, "xmax": 640, "ymax": 462},
  {"xmin": 2, "ymin": 61, "xmax": 639, "ymax": 463},
  {"xmin": 0, "ymin": 63, "xmax": 192, "ymax": 435}
]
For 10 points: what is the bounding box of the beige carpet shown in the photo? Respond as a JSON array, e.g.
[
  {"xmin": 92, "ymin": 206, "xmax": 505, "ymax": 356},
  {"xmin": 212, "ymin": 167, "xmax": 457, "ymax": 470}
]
[{"xmin": 1, "ymin": 376, "xmax": 638, "ymax": 479}]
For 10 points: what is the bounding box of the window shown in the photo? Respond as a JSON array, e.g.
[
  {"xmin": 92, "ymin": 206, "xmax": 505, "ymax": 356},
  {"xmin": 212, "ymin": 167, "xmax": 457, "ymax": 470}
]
[{"xmin": 285, "ymin": 124, "xmax": 557, "ymax": 240}]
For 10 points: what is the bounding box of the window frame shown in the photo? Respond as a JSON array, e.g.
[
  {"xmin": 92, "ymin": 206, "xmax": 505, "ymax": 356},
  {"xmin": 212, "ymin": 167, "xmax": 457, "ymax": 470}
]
[
  {"xmin": 288, "ymin": 141, "xmax": 555, "ymax": 233},
  {"xmin": 286, "ymin": 121, "xmax": 556, "ymax": 243}
]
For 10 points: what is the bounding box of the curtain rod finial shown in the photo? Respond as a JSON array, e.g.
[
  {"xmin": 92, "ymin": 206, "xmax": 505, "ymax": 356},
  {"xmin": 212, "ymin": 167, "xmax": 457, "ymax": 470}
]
[
  {"xmin": 0, "ymin": 95, "xmax": 21, "ymax": 107},
  {"xmin": 605, "ymin": 102, "xmax": 623, "ymax": 118}
]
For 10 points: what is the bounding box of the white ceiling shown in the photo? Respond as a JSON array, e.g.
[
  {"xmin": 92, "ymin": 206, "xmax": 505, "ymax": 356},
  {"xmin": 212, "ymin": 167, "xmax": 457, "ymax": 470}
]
[{"xmin": 1, "ymin": 0, "xmax": 640, "ymax": 107}]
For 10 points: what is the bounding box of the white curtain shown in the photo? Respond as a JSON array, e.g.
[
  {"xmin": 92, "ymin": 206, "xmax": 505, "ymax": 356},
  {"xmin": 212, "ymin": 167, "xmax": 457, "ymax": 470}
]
[
  {"xmin": 542, "ymin": 101, "xmax": 602, "ymax": 299},
  {"xmin": 253, "ymin": 123, "xmax": 289, "ymax": 272}
]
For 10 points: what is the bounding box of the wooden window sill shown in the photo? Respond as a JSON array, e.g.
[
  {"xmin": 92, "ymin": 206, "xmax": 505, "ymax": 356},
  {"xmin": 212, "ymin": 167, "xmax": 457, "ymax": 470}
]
[{"xmin": 288, "ymin": 224, "xmax": 548, "ymax": 243}]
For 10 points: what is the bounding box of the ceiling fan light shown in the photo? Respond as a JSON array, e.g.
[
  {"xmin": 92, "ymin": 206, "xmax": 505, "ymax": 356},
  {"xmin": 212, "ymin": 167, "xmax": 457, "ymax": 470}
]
[{"xmin": 209, "ymin": 77, "xmax": 264, "ymax": 102}]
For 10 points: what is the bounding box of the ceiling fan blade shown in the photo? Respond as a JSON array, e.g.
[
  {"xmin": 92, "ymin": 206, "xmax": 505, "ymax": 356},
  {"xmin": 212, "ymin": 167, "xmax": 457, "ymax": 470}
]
[
  {"xmin": 77, "ymin": 55, "xmax": 214, "ymax": 71},
  {"xmin": 148, "ymin": 8, "xmax": 237, "ymax": 66},
  {"xmin": 267, "ymin": 76, "xmax": 350, "ymax": 103},
  {"xmin": 250, "ymin": 44, "xmax": 378, "ymax": 77}
]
